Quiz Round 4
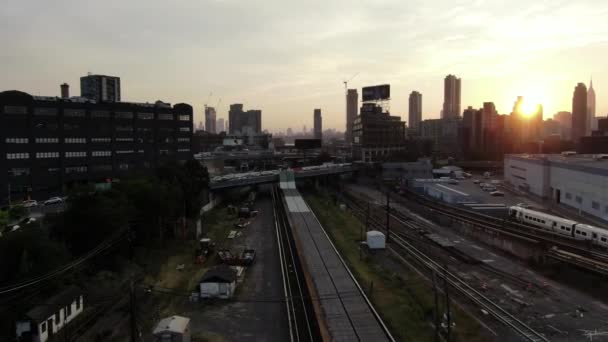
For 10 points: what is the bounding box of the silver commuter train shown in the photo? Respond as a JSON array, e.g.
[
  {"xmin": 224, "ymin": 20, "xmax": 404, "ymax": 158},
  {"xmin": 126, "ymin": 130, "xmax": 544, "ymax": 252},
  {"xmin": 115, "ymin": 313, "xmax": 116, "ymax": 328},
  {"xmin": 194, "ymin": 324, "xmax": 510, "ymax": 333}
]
[{"xmin": 508, "ymin": 206, "xmax": 608, "ymax": 248}]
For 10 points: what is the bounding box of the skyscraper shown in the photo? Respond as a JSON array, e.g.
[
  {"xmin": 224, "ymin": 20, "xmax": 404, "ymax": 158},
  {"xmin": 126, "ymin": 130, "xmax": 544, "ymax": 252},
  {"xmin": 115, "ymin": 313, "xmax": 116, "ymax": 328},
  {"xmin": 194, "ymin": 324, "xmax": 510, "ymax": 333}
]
[
  {"xmin": 228, "ymin": 103, "xmax": 261, "ymax": 135},
  {"xmin": 587, "ymin": 77, "xmax": 596, "ymax": 134},
  {"xmin": 60, "ymin": 83, "xmax": 69, "ymax": 99},
  {"xmin": 314, "ymin": 109, "xmax": 322, "ymax": 140},
  {"xmin": 553, "ymin": 111, "xmax": 572, "ymax": 140},
  {"xmin": 345, "ymin": 89, "xmax": 358, "ymax": 142},
  {"xmin": 408, "ymin": 91, "xmax": 422, "ymax": 131},
  {"xmin": 442, "ymin": 74, "xmax": 461, "ymax": 119},
  {"xmin": 80, "ymin": 74, "xmax": 121, "ymax": 102},
  {"xmin": 572, "ymin": 82, "xmax": 588, "ymax": 144},
  {"xmin": 217, "ymin": 118, "xmax": 225, "ymax": 133},
  {"xmin": 205, "ymin": 106, "xmax": 217, "ymax": 133}
]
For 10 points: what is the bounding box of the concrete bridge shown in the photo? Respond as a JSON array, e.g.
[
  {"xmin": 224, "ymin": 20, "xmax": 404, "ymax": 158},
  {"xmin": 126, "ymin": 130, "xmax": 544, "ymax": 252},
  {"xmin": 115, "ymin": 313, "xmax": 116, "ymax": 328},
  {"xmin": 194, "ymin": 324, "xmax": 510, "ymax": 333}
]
[{"xmin": 209, "ymin": 164, "xmax": 356, "ymax": 190}]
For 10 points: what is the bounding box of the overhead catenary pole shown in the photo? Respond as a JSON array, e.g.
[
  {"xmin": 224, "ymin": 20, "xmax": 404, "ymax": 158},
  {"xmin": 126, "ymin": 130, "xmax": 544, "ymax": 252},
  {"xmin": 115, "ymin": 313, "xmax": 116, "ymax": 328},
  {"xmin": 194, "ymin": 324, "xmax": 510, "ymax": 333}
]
[
  {"xmin": 386, "ymin": 191, "xmax": 390, "ymax": 243},
  {"xmin": 130, "ymin": 279, "xmax": 137, "ymax": 342},
  {"xmin": 433, "ymin": 271, "xmax": 440, "ymax": 342},
  {"xmin": 444, "ymin": 264, "xmax": 452, "ymax": 342}
]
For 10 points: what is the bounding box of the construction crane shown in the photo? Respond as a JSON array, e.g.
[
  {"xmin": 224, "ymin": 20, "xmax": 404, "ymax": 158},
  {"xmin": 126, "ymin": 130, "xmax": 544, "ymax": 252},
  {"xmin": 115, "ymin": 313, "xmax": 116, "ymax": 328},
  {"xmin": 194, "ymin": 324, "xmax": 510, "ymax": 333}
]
[
  {"xmin": 204, "ymin": 92, "xmax": 213, "ymax": 110},
  {"xmin": 343, "ymin": 72, "xmax": 359, "ymax": 93}
]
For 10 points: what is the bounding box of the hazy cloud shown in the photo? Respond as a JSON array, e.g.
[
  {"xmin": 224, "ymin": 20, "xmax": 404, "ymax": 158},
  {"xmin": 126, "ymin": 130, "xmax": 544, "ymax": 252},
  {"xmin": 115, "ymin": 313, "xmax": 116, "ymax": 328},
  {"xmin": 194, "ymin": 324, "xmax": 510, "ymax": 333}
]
[{"xmin": 1, "ymin": 0, "xmax": 608, "ymax": 130}]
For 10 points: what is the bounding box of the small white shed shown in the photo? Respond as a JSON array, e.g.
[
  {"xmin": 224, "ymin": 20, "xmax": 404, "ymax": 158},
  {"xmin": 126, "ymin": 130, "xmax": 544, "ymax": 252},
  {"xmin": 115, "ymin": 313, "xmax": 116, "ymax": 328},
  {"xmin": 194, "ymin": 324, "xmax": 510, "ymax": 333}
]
[
  {"xmin": 366, "ymin": 230, "xmax": 386, "ymax": 249},
  {"xmin": 152, "ymin": 315, "xmax": 191, "ymax": 342},
  {"xmin": 199, "ymin": 265, "xmax": 237, "ymax": 299},
  {"xmin": 16, "ymin": 286, "xmax": 84, "ymax": 342}
]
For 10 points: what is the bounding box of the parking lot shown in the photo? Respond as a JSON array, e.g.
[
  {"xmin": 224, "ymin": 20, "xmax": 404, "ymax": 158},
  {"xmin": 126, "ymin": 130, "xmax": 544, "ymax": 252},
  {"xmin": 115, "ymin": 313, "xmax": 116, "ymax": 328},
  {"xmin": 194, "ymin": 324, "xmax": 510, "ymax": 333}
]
[{"xmin": 442, "ymin": 175, "xmax": 543, "ymax": 208}]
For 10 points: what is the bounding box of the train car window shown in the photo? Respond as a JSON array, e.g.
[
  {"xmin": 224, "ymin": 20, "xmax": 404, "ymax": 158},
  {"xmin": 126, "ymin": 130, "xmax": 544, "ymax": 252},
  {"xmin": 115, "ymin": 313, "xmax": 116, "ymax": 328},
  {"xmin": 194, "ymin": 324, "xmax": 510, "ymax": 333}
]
[
  {"xmin": 601, "ymin": 237, "xmax": 607, "ymax": 242},
  {"xmin": 592, "ymin": 233, "xmax": 597, "ymax": 239}
]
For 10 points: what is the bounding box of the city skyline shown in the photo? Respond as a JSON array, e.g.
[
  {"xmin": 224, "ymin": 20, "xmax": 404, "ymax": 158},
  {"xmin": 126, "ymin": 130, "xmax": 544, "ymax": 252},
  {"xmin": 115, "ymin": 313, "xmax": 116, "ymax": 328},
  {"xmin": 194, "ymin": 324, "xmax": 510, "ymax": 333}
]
[{"xmin": 2, "ymin": 0, "xmax": 608, "ymax": 130}]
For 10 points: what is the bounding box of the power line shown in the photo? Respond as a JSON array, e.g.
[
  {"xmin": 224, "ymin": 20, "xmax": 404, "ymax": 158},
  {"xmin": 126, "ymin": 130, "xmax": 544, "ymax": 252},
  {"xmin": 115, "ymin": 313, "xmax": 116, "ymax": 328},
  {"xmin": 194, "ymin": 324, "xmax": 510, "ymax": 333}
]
[{"xmin": 0, "ymin": 230, "xmax": 128, "ymax": 294}]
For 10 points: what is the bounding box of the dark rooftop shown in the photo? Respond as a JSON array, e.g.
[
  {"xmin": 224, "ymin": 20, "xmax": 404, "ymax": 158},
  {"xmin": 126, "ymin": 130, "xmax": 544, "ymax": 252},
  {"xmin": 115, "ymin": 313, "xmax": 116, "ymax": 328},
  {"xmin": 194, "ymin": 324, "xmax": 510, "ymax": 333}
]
[
  {"xmin": 25, "ymin": 286, "xmax": 82, "ymax": 321},
  {"xmin": 200, "ymin": 264, "xmax": 236, "ymax": 283}
]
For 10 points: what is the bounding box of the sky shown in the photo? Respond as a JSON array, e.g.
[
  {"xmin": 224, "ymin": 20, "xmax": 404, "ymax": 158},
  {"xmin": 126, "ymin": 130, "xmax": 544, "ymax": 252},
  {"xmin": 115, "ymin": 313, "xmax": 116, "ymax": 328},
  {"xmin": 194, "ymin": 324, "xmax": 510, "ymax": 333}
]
[{"xmin": 2, "ymin": 0, "xmax": 608, "ymax": 132}]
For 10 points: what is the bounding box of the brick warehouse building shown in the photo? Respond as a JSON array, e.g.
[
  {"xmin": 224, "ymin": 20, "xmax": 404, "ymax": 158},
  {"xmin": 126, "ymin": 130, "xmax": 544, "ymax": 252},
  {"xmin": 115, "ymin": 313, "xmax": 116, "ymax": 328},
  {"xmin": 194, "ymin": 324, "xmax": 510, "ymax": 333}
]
[{"xmin": 0, "ymin": 90, "xmax": 193, "ymax": 201}]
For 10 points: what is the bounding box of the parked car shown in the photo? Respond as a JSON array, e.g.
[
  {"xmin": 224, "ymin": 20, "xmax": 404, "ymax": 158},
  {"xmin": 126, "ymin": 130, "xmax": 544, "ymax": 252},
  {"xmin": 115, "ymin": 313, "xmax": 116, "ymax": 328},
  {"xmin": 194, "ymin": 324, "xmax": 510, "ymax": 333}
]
[
  {"xmin": 490, "ymin": 191, "xmax": 505, "ymax": 196},
  {"xmin": 241, "ymin": 249, "xmax": 256, "ymax": 266},
  {"xmin": 473, "ymin": 180, "xmax": 480, "ymax": 184},
  {"xmin": 44, "ymin": 197, "xmax": 64, "ymax": 205},
  {"xmin": 21, "ymin": 200, "xmax": 38, "ymax": 208},
  {"xmin": 448, "ymin": 179, "xmax": 459, "ymax": 185}
]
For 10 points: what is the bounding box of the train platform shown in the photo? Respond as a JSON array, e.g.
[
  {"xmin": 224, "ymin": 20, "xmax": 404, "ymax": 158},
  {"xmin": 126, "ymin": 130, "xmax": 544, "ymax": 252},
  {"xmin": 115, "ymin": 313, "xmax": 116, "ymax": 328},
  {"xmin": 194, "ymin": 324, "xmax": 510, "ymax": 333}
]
[{"xmin": 279, "ymin": 172, "xmax": 392, "ymax": 341}]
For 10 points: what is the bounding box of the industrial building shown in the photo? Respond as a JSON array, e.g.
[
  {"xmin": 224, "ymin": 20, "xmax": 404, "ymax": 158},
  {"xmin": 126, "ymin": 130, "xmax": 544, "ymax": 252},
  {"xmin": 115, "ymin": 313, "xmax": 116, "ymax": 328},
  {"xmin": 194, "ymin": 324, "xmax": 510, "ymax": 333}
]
[
  {"xmin": 0, "ymin": 90, "xmax": 193, "ymax": 200},
  {"xmin": 504, "ymin": 154, "xmax": 608, "ymax": 221},
  {"xmin": 352, "ymin": 102, "xmax": 406, "ymax": 162},
  {"xmin": 381, "ymin": 159, "xmax": 433, "ymax": 182}
]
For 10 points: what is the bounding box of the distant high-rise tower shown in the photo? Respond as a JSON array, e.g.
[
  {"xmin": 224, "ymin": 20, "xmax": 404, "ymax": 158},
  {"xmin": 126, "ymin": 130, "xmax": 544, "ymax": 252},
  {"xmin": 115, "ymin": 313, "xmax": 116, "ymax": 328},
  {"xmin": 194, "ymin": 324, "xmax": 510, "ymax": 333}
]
[
  {"xmin": 408, "ymin": 91, "xmax": 422, "ymax": 131},
  {"xmin": 205, "ymin": 107, "xmax": 217, "ymax": 133},
  {"xmin": 346, "ymin": 89, "xmax": 358, "ymax": 142},
  {"xmin": 217, "ymin": 118, "xmax": 225, "ymax": 133},
  {"xmin": 228, "ymin": 103, "xmax": 261, "ymax": 135},
  {"xmin": 572, "ymin": 82, "xmax": 588, "ymax": 144},
  {"xmin": 60, "ymin": 83, "xmax": 69, "ymax": 99},
  {"xmin": 80, "ymin": 74, "xmax": 121, "ymax": 102},
  {"xmin": 442, "ymin": 75, "xmax": 461, "ymax": 119},
  {"xmin": 587, "ymin": 77, "xmax": 596, "ymax": 134},
  {"xmin": 314, "ymin": 109, "xmax": 323, "ymax": 140}
]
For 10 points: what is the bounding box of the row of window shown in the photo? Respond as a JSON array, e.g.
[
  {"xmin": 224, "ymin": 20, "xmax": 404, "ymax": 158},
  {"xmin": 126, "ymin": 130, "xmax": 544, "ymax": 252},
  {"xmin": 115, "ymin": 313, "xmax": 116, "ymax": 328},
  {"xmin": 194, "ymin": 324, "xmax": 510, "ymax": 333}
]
[
  {"xmin": 36, "ymin": 152, "xmax": 60, "ymax": 159},
  {"xmin": 7, "ymin": 149, "xmax": 191, "ymax": 160},
  {"xmin": 564, "ymin": 192, "xmax": 608, "ymax": 213},
  {"xmin": 9, "ymin": 161, "xmax": 192, "ymax": 177},
  {"xmin": 6, "ymin": 137, "xmax": 189, "ymax": 143},
  {"xmin": 65, "ymin": 151, "xmax": 87, "ymax": 158},
  {"xmin": 5, "ymin": 138, "xmax": 28, "ymax": 144},
  {"xmin": 524, "ymin": 215, "xmax": 547, "ymax": 225},
  {"xmin": 4, "ymin": 106, "xmax": 191, "ymax": 120}
]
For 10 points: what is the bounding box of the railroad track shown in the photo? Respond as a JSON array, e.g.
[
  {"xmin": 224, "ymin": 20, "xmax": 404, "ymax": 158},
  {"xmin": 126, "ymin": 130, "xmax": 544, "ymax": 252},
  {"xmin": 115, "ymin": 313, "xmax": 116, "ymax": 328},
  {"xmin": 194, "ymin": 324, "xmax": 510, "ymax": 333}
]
[
  {"xmin": 389, "ymin": 232, "xmax": 550, "ymax": 342},
  {"xmin": 271, "ymin": 186, "xmax": 321, "ymax": 342},
  {"xmin": 398, "ymin": 188, "xmax": 608, "ymax": 261},
  {"xmin": 345, "ymin": 193, "xmax": 548, "ymax": 291},
  {"xmin": 341, "ymin": 193, "xmax": 550, "ymax": 341}
]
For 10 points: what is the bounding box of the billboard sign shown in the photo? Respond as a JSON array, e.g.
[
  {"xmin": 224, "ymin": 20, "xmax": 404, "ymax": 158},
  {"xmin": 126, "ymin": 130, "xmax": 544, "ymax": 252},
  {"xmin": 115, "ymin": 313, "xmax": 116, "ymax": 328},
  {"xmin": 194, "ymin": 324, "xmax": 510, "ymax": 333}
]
[
  {"xmin": 362, "ymin": 84, "xmax": 390, "ymax": 102},
  {"xmin": 295, "ymin": 139, "xmax": 322, "ymax": 149}
]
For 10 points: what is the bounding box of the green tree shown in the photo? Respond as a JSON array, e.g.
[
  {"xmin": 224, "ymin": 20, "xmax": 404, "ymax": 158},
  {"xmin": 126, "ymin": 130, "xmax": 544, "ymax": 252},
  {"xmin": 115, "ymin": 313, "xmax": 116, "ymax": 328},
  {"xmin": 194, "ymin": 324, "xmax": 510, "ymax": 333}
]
[
  {"xmin": 156, "ymin": 160, "xmax": 209, "ymax": 219},
  {"xmin": 54, "ymin": 188, "xmax": 130, "ymax": 256},
  {"xmin": 0, "ymin": 227, "xmax": 69, "ymax": 284},
  {"xmin": 8, "ymin": 205, "xmax": 27, "ymax": 221}
]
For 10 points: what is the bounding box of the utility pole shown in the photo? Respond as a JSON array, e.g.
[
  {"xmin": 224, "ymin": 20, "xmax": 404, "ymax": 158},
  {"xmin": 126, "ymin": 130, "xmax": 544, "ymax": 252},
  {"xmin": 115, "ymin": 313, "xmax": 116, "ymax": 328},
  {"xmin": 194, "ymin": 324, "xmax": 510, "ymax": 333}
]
[
  {"xmin": 385, "ymin": 191, "xmax": 390, "ymax": 243},
  {"xmin": 130, "ymin": 279, "xmax": 137, "ymax": 342},
  {"xmin": 443, "ymin": 265, "xmax": 452, "ymax": 342},
  {"xmin": 433, "ymin": 271, "xmax": 440, "ymax": 342}
]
